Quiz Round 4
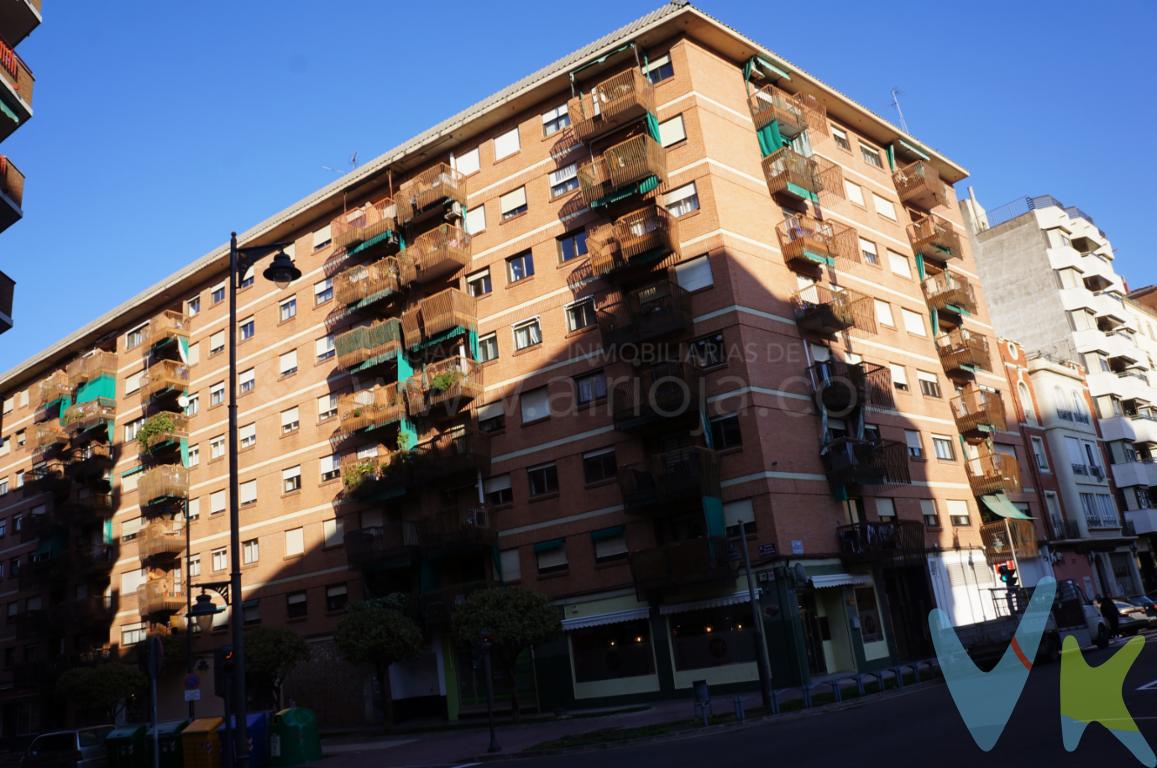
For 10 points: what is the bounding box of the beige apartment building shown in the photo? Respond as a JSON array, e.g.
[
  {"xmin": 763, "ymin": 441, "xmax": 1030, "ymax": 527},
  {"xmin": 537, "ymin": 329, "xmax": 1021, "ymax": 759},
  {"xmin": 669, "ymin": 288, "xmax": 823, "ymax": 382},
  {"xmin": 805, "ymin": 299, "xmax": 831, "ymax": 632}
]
[{"xmin": 0, "ymin": 1, "xmax": 1040, "ymax": 731}]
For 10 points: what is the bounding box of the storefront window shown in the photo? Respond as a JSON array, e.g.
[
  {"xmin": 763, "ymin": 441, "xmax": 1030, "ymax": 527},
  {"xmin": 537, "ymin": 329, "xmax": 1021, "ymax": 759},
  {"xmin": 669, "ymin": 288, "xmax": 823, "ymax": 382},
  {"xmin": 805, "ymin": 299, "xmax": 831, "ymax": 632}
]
[
  {"xmin": 854, "ymin": 587, "xmax": 883, "ymax": 643},
  {"xmin": 571, "ymin": 620, "xmax": 654, "ymax": 682},
  {"xmin": 670, "ymin": 606, "xmax": 756, "ymax": 670}
]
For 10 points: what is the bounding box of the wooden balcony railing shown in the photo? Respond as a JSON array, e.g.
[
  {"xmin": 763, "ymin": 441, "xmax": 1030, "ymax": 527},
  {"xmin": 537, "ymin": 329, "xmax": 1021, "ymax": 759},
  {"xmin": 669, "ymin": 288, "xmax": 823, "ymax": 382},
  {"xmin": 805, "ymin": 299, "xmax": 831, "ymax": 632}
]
[
  {"xmin": 587, "ymin": 206, "xmax": 677, "ymax": 278},
  {"xmin": 28, "ymin": 421, "xmax": 68, "ymax": 452},
  {"xmin": 0, "ymin": 41, "xmax": 34, "ymax": 109},
  {"xmin": 408, "ymin": 224, "xmax": 471, "ymax": 283},
  {"xmin": 140, "ymin": 359, "xmax": 189, "ymax": 401},
  {"xmin": 67, "ymin": 350, "xmax": 117, "ymax": 389},
  {"xmin": 395, "ymin": 163, "xmax": 467, "ymax": 226},
  {"xmin": 791, "ymin": 284, "xmax": 875, "ymax": 337},
  {"xmin": 893, "ymin": 159, "xmax": 949, "ymax": 210},
  {"xmin": 35, "ymin": 370, "xmax": 70, "ymax": 407},
  {"xmin": 822, "ymin": 438, "xmax": 911, "ymax": 486},
  {"xmin": 811, "ymin": 359, "xmax": 892, "ymax": 414},
  {"xmin": 980, "ymin": 518, "xmax": 1039, "ymax": 565},
  {"xmin": 335, "ymin": 318, "xmax": 403, "ymax": 371},
  {"xmin": 922, "ymin": 270, "xmax": 976, "ymax": 313},
  {"xmin": 143, "ymin": 310, "xmax": 189, "ymax": 349},
  {"xmin": 748, "ymin": 84, "xmax": 807, "ymax": 137},
  {"xmin": 936, "ymin": 328, "xmax": 990, "ymax": 372},
  {"xmin": 137, "ymin": 577, "xmax": 183, "ymax": 616},
  {"xmin": 761, "ymin": 148, "xmax": 844, "ymax": 200},
  {"xmin": 417, "ymin": 506, "xmax": 496, "ymax": 553},
  {"xmin": 567, "ymin": 68, "xmax": 656, "ymax": 143},
  {"xmin": 334, "ymin": 255, "xmax": 412, "ymax": 310},
  {"xmin": 0, "ymin": 156, "xmax": 23, "ymax": 208},
  {"xmin": 138, "ymin": 520, "xmax": 184, "ymax": 560},
  {"xmin": 908, "ymin": 213, "xmax": 963, "ymax": 258},
  {"xmin": 777, "ymin": 215, "xmax": 859, "ymax": 269},
  {"xmin": 618, "ymin": 447, "xmax": 720, "ymax": 513},
  {"xmin": 837, "ymin": 521, "xmax": 925, "ymax": 564},
  {"xmin": 967, "ymin": 448, "xmax": 1022, "ymax": 496},
  {"xmin": 338, "ymin": 384, "xmax": 407, "ymax": 434},
  {"xmin": 138, "ymin": 464, "xmax": 188, "ymax": 506},
  {"xmin": 64, "ymin": 397, "xmax": 117, "ymax": 435},
  {"xmin": 24, "ymin": 459, "xmax": 66, "ymax": 495},
  {"xmin": 409, "ymin": 427, "xmax": 491, "ymax": 484},
  {"xmin": 331, "ymin": 199, "xmax": 397, "ymax": 253},
  {"xmin": 950, "ymin": 385, "xmax": 1007, "ymax": 436},
  {"xmin": 630, "ymin": 537, "xmax": 732, "ymax": 595},
  {"xmin": 137, "ymin": 412, "xmax": 189, "ymax": 452},
  {"xmin": 405, "ymin": 356, "xmax": 483, "ymax": 416},
  {"xmin": 611, "ymin": 361, "xmax": 702, "ymax": 431},
  {"xmin": 340, "ymin": 449, "xmax": 389, "ymax": 496},
  {"xmin": 343, "ymin": 523, "xmax": 421, "ymax": 570},
  {"xmin": 597, "ymin": 277, "xmax": 692, "ymax": 348},
  {"xmin": 404, "ymin": 288, "xmax": 477, "ymax": 348},
  {"xmin": 577, "ymin": 133, "xmax": 666, "ymax": 207}
]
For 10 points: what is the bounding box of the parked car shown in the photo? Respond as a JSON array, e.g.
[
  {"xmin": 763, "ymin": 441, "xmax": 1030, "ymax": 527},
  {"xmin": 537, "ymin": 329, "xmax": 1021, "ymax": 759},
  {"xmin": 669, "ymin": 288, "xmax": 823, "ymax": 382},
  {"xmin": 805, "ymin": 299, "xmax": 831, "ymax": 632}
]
[
  {"xmin": 1114, "ymin": 599, "xmax": 1151, "ymax": 635},
  {"xmin": 1129, "ymin": 595, "xmax": 1157, "ymax": 621},
  {"xmin": 20, "ymin": 727, "xmax": 111, "ymax": 768}
]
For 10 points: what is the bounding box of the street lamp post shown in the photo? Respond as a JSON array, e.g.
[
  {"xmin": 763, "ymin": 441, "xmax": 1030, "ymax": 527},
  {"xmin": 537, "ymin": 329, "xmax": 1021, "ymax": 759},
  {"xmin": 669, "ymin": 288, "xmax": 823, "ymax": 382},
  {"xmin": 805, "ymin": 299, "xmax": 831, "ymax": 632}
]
[{"xmin": 480, "ymin": 628, "xmax": 500, "ymax": 754}]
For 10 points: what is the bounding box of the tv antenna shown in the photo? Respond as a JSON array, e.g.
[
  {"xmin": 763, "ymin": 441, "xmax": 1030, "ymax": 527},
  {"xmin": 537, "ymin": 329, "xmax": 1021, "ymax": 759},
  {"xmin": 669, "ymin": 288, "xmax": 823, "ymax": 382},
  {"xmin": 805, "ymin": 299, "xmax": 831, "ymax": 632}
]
[
  {"xmin": 321, "ymin": 151, "xmax": 358, "ymax": 175},
  {"xmin": 890, "ymin": 88, "xmax": 909, "ymax": 134}
]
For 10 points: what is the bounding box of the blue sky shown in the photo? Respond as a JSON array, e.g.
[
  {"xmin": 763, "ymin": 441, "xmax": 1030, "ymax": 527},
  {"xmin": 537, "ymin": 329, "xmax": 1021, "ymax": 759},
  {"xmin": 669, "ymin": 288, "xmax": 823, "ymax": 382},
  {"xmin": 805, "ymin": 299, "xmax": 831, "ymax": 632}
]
[{"xmin": 0, "ymin": 0, "xmax": 1154, "ymax": 372}]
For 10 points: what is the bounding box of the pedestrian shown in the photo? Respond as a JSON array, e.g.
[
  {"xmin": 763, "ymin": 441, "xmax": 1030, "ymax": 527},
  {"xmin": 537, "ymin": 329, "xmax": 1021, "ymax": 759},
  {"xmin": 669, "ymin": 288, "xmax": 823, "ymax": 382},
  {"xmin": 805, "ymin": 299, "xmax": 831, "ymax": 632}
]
[{"xmin": 1099, "ymin": 596, "xmax": 1121, "ymax": 642}]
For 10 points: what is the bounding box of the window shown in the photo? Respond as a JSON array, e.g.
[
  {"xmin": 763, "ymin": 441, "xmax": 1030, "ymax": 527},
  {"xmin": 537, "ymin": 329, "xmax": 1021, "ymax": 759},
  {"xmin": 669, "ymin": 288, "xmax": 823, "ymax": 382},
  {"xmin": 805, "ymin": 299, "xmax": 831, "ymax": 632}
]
[
  {"xmin": 0, "ymin": 397, "xmax": 10, "ymax": 414},
  {"xmin": 279, "ymin": 296, "xmax": 297, "ymax": 322},
  {"xmin": 15, "ymin": 430, "xmax": 23, "ymax": 447},
  {"xmin": 1031, "ymin": 436, "xmax": 1050, "ymax": 472},
  {"xmin": 888, "ymin": 251, "xmax": 912, "ymax": 279},
  {"xmin": 904, "ymin": 430, "xmax": 924, "ymax": 459},
  {"xmin": 723, "ymin": 498, "xmax": 756, "ymax": 537},
  {"xmin": 1019, "ymin": 383, "xmax": 1038, "ymax": 425},
  {"xmin": 644, "ymin": 53, "xmax": 674, "ymax": 83},
  {"xmin": 187, "ymin": 296, "xmax": 201, "ymax": 317},
  {"xmin": 125, "ymin": 416, "xmax": 145, "ymax": 442},
  {"xmin": 281, "ymin": 406, "xmax": 300, "ymax": 434},
  {"xmin": 210, "ymin": 381, "xmax": 225, "ymax": 406},
  {"xmin": 549, "ymin": 164, "xmax": 579, "ymax": 198},
  {"xmin": 710, "ymin": 414, "xmax": 742, "ymax": 450},
  {"xmin": 933, "ymin": 435, "xmax": 956, "ymax": 461},
  {"xmin": 875, "ymin": 498, "xmax": 896, "ymax": 519},
  {"xmin": 242, "ymin": 538, "xmax": 259, "ymax": 565},
  {"xmin": 188, "ymin": 554, "xmax": 201, "ymax": 577},
  {"xmin": 658, "ymin": 115, "xmax": 686, "ymax": 147},
  {"xmin": 582, "ymin": 448, "xmax": 617, "ymax": 485},
  {"xmin": 500, "ymin": 549, "xmax": 521, "ymax": 582},
  {"xmin": 500, "ymin": 187, "xmax": 528, "ymax": 220},
  {"xmin": 920, "ymin": 499, "xmax": 940, "ymax": 527},
  {"xmin": 209, "ymin": 434, "xmax": 225, "ymax": 460},
  {"xmin": 874, "ymin": 299, "xmax": 894, "ymax": 327},
  {"xmin": 901, "ymin": 308, "xmax": 926, "ymax": 336},
  {"xmin": 239, "ymin": 422, "xmax": 257, "ymax": 450},
  {"xmin": 278, "ymin": 350, "xmax": 298, "ymax": 377},
  {"xmin": 464, "ymin": 205, "xmax": 486, "ymax": 235},
  {"xmin": 187, "ymin": 497, "xmax": 200, "ymax": 521},
  {"xmin": 513, "ymin": 318, "xmax": 542, "ymax": 350},
  {"xmin": 190, "ymin": 444, "xmax": 202, "ymax": 467},
  {"xmin": 917, "ymin": 370, "xmax": 941, "ymax": 398},
  {"xmin": 239, "ymin": 316, "xmax": 255, "ymax": 341},
  {"xmin": 592, "ymin": 527, "xmax": 629, "ymax": 562},
  {"xmin": 873, "ymin": 193, "xmax": 897, "ymax": 220},
  {"xmin": 947, "ymin": 500, "xmax": 970, "ymax": 527},
  {"xmin": 565, "ymin": 299, "xmax": 596, "ymax": 332},
  {"xmin": 13, "ymin": 471, "xmax": 21, "ymax": 489},
  {"xmin": 1065, "ymin": 436, "xmax": 1086, "ymax": 474},
  {"xmin": 0, "ymin": 479, "xmax": 6, "ymax": 496},
  {"xmin": 125, "ymin": 370, "xmax": 143, "ymax": 395},
  {"xmin": 542, "ymin": 103, "xmax": 570, "ymax": 137},
  {"xmin": 239, "ymin": 265, "xmax": 255, "ymax": 289},
  {"xmin": 557, "ymin": 230, "xmax": 588, "ymax": 263},
  {"xmin": 527, "ymin": 462, "xmax": 559, "ymax": 497},
  {"xmin": 240, "ymin": 479, "xmax": 257, "ymax": 505},
  {"xmin": 663, "ymin": 182, "xmax": 700, "ymax": 217},
  {"xmin": 325, "ymin": 584, "xmax": 348, "ymax": 612},
  {"xmin": 210, "ymin": 490, "xmax": 226, "ymax": 515},
  {"xmin": 454, "ymin": 147, "xmax": 480, "ymax": 176},
  {"xmin": 475, "ymin": 401, "xmax": 505, "ymax": 434},
  {"xmin": 315, "ymin": 335, "xmax": 336, "ymax": 362},
  {"xmin": 494, "ymin": 127, "xmax": 521, "ymax": 160},
  {"xmin": 831, "ymin": 125, "xmax": 851, "ymax": 151},
  {"xmin": 691, "ymin": 333, "xmax": 726, "ymax": 369},
  {"xmin": 466, "ymin": 267, "xmax": 492, "ymax": 297},
  {"xmin": 860, "ymin": 144, "xmax": 883, "ymax": 168},
  {"xmin": 209, "ymin": 330, "xmax": 225, "ymax": 356},
  {"xmin": 211, "ymin": 547, "xmax": 227, "ymax": 572},
  {"xmin": 484, "ymin": 475, "xmax": 513, "ymax": 506},
  {"xmin": 282, "ymin": 465, "xmax": 302, "ymax": 494},
  {"xmin": 239, "ymin": 368, "xmax": 255, "ymax": 395},
  {"xmin": 187, "ymin": 342, "xmax": 200, "ymax": 366},
  {"xmin": 845, "ymin": 181, "xmax": 865, "ymax": 206},
  {"xmin": 675, "ymin": 254, "xmax": 713, "ymax": 292},
  {"xmin": 285, "ymin": 527, "xmax": 305, "ymax": 557},
  {"xmin": 535, "ymin": 540, "xmax": 568, "ymax": 574},
  {"xmin": 211, "ymin": 281, "xmax": 226, "ymax": 305},
  {"xmin": 125, "ymin": 325, "xmax": 146, "ymax": 350},
  {"xmin": 286, "ymin": 591, "xmax": 308, "ymax": 619},
  {"xmin": 575, "ymin": 371, "xmax": 607, "ymax": 404},
  {"xmin": 521, "ymin": 387, "xmax": 550, "ymax": 423},
  {"xmin": 314, "ymin": 277, "xmax": 333, "ymax": 305},
  {"xmin": 507, "ymin": 250, "xmax": 534, "ymax": 282},
  {"xmin": 122, "ymin": 622, "xmax": 148, "ymax": 647},
  {"xmin": 323, "ymin": 518, "xmax": 343, "ymax": 547},
  {"xmin": 121, "ymin": 517, "xmax": 141, "ymax": 541},
  {"xmin": 478, "ymin": 332, "xmax": 499, "ymax": 363},
  {"xmin": 314, "ymin": 393, "xmax": 337, "ymax": 423},
  {"xmin": 889, "ymin": 364, "xmax": 909, "ymax": 392},
  {"xmin": 320, "ymin": 454, "xmax": 340, "ymax": 483}
]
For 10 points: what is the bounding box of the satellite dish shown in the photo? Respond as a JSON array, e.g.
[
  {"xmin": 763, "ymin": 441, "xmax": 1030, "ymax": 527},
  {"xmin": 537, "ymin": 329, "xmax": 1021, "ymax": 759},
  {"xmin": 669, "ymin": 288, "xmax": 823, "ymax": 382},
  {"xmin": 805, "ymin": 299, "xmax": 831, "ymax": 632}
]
[{"xmin": 176, "ymin": 394, "xmax": 190, "ymax": 409}]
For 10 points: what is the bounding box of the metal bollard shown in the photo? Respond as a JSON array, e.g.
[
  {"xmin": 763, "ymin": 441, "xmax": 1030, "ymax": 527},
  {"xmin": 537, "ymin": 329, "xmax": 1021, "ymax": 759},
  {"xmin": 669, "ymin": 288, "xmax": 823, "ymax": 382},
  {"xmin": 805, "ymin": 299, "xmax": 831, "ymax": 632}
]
[{"xmin": 734, "ymin": 695, "xmax": 745, "ymax": 723}]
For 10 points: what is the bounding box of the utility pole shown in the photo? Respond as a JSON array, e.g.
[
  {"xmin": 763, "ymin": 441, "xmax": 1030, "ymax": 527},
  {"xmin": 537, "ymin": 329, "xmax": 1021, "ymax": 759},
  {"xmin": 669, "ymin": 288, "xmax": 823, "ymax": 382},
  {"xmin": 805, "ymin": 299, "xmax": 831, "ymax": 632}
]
[
  {"xmin": 738, "ymin": 533, "xmax": 773, "ymax": 708},
  {"xmin": 890, "ymin": 88, "xmax": 909, "ymax": 134}
]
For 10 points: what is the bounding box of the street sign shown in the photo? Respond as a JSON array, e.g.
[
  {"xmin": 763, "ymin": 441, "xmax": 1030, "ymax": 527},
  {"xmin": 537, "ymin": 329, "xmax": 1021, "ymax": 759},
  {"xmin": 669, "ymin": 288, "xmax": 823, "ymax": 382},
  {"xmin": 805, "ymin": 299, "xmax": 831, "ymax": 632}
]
[
  {"xmin": 184, "ymin": 673, "xmax": 200, "ymax": 691},
  {"xmin": 758, "ymin": 543, "xmax": 776, "ymax": 557},
  {"xmin": 184, "ymin": 689, "xmax": 201, "ymax": 702}
]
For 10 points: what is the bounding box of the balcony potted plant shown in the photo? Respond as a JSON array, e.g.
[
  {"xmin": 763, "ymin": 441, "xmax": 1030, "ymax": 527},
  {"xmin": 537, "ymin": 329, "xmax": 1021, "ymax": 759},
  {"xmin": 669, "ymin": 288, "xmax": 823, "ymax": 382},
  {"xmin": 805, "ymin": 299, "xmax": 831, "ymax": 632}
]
[{"xmin": 137, "ymin": 412, "xmax": 178, "ymax": 453}]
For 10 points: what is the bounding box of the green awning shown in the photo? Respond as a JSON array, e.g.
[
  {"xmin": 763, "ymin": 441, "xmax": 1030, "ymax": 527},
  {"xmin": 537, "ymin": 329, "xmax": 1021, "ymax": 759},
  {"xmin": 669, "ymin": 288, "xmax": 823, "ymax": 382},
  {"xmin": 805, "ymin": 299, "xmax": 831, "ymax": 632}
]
[
  {"xmin": 897, "ymin": 138, "xmax": 931, "ymax": 162},
  {"xmin": 533, "ymin": 538, "xmax": 565, "ymax": 553},
  {"xmin": 981, "ymin": 492, "xmax": 1032, "ymax": 520},
  {"xmin": 590, "ymin": 526, "xmax": 625, "ymax": 543},
  {"xmin": 0, "ymin": 101, "xmax": 17, "ymax": 125}
]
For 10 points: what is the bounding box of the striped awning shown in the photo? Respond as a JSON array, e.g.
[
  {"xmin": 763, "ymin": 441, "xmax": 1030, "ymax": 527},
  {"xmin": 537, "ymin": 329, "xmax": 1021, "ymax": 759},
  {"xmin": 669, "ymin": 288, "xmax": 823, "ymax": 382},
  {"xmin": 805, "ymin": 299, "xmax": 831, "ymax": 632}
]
[
  {"xmin": 561, "ymin": 607, "xmax": 650, "ymax": 631},
  {"xmin": 810, "ymin": 573, "xmax": 873, "ymax": 590},
  {"xmin": 981, "ymin": 492, "xmax": 1032, "ymax": 520},
  {"xmin": 659, "ymin": 590, "xmax": 753, "ymax": 616}
]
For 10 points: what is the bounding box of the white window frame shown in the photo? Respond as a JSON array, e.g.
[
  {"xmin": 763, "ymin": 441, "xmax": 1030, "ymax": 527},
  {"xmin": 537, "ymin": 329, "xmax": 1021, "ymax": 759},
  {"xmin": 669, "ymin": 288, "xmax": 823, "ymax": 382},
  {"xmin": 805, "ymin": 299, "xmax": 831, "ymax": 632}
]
[{"xmin": 494, "ymin": 127, "xmax": 521, "ymax": 160}]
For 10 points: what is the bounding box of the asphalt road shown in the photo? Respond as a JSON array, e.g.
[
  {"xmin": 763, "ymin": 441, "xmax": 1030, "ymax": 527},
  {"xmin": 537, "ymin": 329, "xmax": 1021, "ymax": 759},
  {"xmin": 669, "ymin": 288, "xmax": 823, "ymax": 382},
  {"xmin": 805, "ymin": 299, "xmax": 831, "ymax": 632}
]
[{"xmin": 495, "ymin": 638, "xmax": 1157, "ymax": 768}]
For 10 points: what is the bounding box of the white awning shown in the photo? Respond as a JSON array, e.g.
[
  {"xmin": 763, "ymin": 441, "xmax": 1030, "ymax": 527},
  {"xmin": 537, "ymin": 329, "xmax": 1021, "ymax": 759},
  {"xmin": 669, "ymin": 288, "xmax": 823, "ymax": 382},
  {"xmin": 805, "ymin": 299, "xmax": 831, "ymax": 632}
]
[
  {"xmin": 659, "ymin": 590, "xmax": 753, "ymax": 616},
  {"xmin": 810, "ymin": 573, "xmax": 873, "ymax": 590},
  {"xmin": 561, "ymin": 607, "xmax": 650, "ymax": 632}
]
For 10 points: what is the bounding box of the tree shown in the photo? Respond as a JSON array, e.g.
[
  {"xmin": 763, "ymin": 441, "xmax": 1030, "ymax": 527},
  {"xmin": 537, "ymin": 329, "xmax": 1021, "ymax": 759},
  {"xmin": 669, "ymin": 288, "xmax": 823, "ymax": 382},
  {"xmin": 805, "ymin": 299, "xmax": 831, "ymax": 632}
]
[
  {"xmin": 451, "ymin": 587, "xmax": 560, "ymax": 721},
  {"xmin": 57, "ymin": 663, "xmax": 146, "ymax": 723},
  {"xmin": 245, "ymin": 626, "xmax": 310, "ymax": 709},
  {"xmin": 334, "ymin": 598, "xmax": 423, "ymax": 728}
]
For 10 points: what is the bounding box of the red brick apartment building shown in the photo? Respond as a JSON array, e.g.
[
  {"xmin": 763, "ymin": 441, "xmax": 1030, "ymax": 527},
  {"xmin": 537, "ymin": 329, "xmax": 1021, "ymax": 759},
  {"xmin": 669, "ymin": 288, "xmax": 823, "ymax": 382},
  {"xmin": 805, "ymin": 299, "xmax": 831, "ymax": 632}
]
[{"xmin": 0, "ymin": 1, "xmax": 1045, "ymax": 730}]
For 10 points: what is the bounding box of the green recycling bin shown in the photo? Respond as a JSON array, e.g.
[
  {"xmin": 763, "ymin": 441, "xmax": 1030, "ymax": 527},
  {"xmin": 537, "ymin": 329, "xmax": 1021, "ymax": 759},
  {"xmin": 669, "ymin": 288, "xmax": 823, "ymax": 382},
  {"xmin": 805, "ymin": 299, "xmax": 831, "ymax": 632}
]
[
  {"xmin": 269, "ymin": 709, "xmax": 321, "ymax": 767},
  {"xmin": 146, "ymin": 720, "xmax": 189, "ymax": 768},
  {"xmin": 106, "ymin": 724, "xmax": 146, "ymax": 768}
]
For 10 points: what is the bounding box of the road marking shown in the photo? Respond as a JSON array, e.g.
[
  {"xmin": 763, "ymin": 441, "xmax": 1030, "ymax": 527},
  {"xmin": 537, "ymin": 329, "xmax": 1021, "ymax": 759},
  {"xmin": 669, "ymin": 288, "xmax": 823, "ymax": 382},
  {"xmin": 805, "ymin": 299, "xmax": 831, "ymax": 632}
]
[
  {"xmin": 450, "ymin": 763, "xmax": 481, "ymax": 768},
  {"xmin": 1136, "ymin": 679, "xmax": 1157, "ymax": 691}
]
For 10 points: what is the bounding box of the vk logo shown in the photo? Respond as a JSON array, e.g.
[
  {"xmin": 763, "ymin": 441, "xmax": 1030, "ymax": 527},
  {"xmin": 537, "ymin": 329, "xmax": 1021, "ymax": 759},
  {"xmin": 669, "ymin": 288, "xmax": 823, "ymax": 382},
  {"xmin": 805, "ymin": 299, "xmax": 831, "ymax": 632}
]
[{"xmin": 929, "ymin": 577, "xmax": 1155, "ymax": 766}]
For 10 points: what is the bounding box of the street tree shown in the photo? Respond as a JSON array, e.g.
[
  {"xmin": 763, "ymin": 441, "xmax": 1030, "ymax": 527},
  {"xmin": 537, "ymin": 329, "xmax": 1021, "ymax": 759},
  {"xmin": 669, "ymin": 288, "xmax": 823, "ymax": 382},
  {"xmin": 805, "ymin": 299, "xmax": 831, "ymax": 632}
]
[
  {"xmin": 56, "ymin": 663, "xmax": 147, "ymax": 723},
  {"xmin": 334, "ymin": 598, "xmax": 423, "ymax": 728},
  {"xmin": 245, "ymin": 626, "xmax": 311, "ymax": 708}
]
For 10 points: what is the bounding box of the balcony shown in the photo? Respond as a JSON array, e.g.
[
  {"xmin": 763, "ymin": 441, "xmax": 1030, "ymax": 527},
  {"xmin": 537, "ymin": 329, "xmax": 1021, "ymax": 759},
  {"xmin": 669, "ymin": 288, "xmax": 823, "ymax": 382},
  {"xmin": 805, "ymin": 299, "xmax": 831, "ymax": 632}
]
[
  {"xmin": 966, "ymin": 448, "xmax": 1022, "ymax": 496},
  {"xmin": 567, "ymin": 68, "xmax": 655, "ymax": 143},
  {"xmin": 980, "ymin": 519, "xmax": 1039, "ymax": 565},
  {"xmin": 140, "ymin": 359, "xmax": 189, "ymax": 401},
  {"xmin": 586, "ymin": 206, "xmax": 677, "ymax": 279},
  {"xmin": 35, "ymin": 369, "xmax": 70, "ymax": 408},
  {"xmin": 630, "ymin": 537, "xmax": 732, "ymax": 596},
  {"xmin": 618, "ymin": 447, "xmax": 720, "ymax": 513},
  {"xmin": 776, "ymin": 215, "xmax": 859, "ymax": 269},
  {"xmin": 137, "ymin": 577, "xmax": 183, "ymax": 616},
  {"xmin": 67, "ymin": 350, "xmax": 117, "ymax": 389},
  {"xmin": 761, "ymin": 148, "xmax": 843, "ymax": 201},
  {"xmin": 408, "ymin": 224, "xmax": 471, "ymax": 284},
  {"xmin": 0, "ymin": 156, "xmax": 24, "ymax": 232},
  {"xmin": 1126, "ymin": 508, "xmax": 1157, "ymax": 536},
  {"xmin": 598, "ymin": 278, "xmax": 692, "ymax": 348},
  {"xmin": 1111, "ymin": 460, "xmax": 1157, "ymax": 489},
  {"xmin": 923, "ymin": 271, "xmax": 977, "ymax": 314},
  {"xmin": 405, "ymin": 356, "xmax": 483, "ymax": 417},
  {"xmin": 138, "ymin": 464, "xmax": 188, "ymax": 506},
  {"xmin": 837, "ymin": 521, "xmax": 925, "ymax": 564},
  {"xmin": 812, "ymin": 360, "xmax": 894, "ymax": 413},
  {"xmin": 63, "ymin": 595, "xmax": 117, "ymax": 626},
  {"xmin": 611, "ymin": 361, "xmax": 702, "ymax": 432},
  {"xmin": 333, "ymin": 256, "xmax": 406, "ymax": 311},
  {"xmin": 907, "ymin": 213, "xmax": 963, "ymax": 259},
  {"xmin": 335, "ymin": 318, "xmax": 404, "ymax": 372},
  {"xmin": 791, "ymin": 284, "xmax": 875, "ymax": 337},
  {"xmin": 143, "ymin": 310, "xmax": 189, "ymax": 350},
  {"xmin": 936, "ymin": 329, "xmax": 990, "ymax": 373},
  {"xmin": 0, "ymin": 269, "xmax": 10, "ymax": 333},
  {"xmin": 138, "ymin": 520, "xmax": 184, "ymax": 560},
  {"xmin": 25, "ymin": 459, "xmax": 67, "ymax": 495},
  {"xmin": 0, "ymin": 41, "xmax": 34, "ymax": 139},
  {"xmin": 401, "ymin": 288, "xmax": 477, "ymax": 350},
  {"xmin": 747, "ymin": 84, "xmax": 808, "ymax": 138},
  {"xmin": 420, "ymin": 580, "xmax": 492, "ymax": 628},
  {"xmin": 577, "ymin": 133, "xmax": 666, "ymax": 208},
  {"xmin": 951, "ymin": 385, "xmax": 1007, "ymax": 436},
  {"xmin": 417, "ymin": 506, "xmax": 496, "ymax": 554},
  {"xmin": 0, "ymin": 1, "xmax": 39, "ymax": 47},
  {"xmin": 64, "ymin": 397, "xmax": 117, "ymax": 436},
  {"xmin": 822, "ymin": 438, "xmax": 910, "ymax": 486},
  {"xmin": 343, "ymin": 427, "xmax": 491, "ymax": 497},
  {"xmin": 343, "ymin": 523, "xmax": 421, "ymax": 570},
  {"xmin": 331, "ymin": 199, "xmax": 398, "ymax": 255},
  {"xmin": 137, "ymin": 411, "xmax": 189, "ymax": 452},
  {"xmin": 893, "ymin": 160, "xmax": 949, "ymax": 210},
  {"xmin": 395, "ymin": 163, "xmax": 467, "ymax": 227},
  {"xmin": 67, "ymin": 441, "xmax": 113, "ymax": 483},
  {"xmin": 28, "ymin": 420, "xmax": 68, "ymax": 453},
  {"xmin": 338, "ymin": 384, "xmax": 406, "ymax": 435}
]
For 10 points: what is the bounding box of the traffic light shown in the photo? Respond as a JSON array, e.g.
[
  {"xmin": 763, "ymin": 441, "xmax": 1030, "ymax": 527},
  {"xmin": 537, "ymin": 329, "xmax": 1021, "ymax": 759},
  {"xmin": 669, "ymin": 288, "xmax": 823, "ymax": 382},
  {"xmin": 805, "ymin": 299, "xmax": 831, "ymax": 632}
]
[
  {"xmin": 213, "ymin": 645, "xmax": 235, "ymax": 698},
  {"xmin": 998, "ymin": 563, "xmax": 1019, "ymax": 589}
]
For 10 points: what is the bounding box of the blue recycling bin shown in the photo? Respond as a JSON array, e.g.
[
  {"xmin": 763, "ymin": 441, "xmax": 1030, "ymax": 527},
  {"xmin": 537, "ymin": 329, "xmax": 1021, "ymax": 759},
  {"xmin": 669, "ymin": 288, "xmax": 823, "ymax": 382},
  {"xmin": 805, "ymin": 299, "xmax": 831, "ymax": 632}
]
[{"xmin": 222, "ymin": 711, "xmax": 270, "ymax": 768}]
